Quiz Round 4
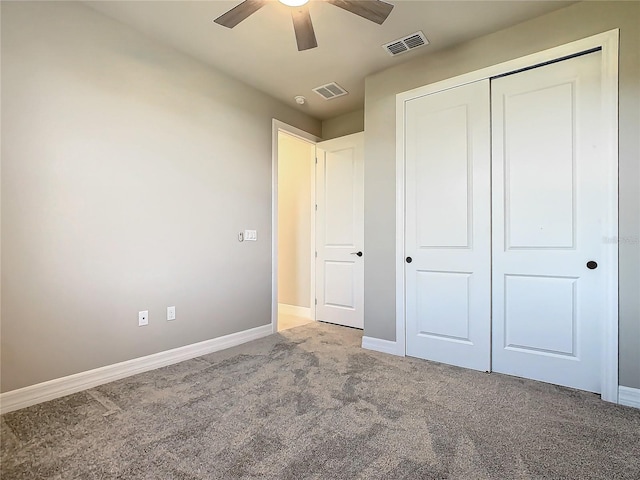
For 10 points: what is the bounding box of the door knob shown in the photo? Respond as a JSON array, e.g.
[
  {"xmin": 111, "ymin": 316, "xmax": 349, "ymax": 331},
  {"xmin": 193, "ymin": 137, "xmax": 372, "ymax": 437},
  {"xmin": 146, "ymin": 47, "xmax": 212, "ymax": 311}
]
[
  {"xmin": 586, "ymin": 261, "xmax": 598, "ymax": 270},
  {"xmin": 351, "ymin": 251, "xmax": 363, "ymax": 257},
  {"xmin": 406, "ymin": 257, "xmax": 412, "ymax": 263}
]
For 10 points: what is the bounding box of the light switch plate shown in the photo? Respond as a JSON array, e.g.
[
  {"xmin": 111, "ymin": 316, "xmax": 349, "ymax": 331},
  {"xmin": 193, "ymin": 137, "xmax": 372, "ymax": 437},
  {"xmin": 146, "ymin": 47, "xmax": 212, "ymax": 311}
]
[
  {"xmin": 167, "ymin": 306, "xmax": 176, "ymax": 321},
  {"xmin": 244, "ymin": 229, "xmax": 257, "ymax": 241}
]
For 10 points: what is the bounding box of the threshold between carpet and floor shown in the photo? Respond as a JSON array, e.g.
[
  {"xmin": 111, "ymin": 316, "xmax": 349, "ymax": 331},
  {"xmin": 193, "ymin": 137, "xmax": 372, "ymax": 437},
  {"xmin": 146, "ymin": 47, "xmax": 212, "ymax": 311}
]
[{"xmin": 1, "ymin": 322, "xmax": 639, "ymax": 479}]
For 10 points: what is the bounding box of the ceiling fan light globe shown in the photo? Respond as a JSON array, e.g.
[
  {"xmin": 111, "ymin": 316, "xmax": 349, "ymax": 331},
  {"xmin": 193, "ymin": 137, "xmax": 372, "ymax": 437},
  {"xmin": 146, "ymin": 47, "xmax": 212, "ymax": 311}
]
[{"xmin": 279, "ymin": 0, "xmax": 309, "ymax": 7}]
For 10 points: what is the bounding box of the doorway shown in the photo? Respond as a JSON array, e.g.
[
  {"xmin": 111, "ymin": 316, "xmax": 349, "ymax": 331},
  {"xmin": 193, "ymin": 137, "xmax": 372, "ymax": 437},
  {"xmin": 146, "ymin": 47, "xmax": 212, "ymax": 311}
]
[
  {"xmin": 276, "ymin": 130, "xmax": 316, "ymax": 332},
  {"xmin": 272, "ymin": 121, "xmax": 366, "ymax": 333}
]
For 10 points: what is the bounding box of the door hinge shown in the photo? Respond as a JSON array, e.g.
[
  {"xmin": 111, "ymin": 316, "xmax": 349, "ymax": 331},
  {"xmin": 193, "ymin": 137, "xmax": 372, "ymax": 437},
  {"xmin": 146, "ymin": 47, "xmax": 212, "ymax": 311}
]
[
  {"xmin": 315, "ymin": 298, "xmax": 317, "ymax": 305},
  {"xmin": 315, "ymin": 251, "xmax": 318, "ymax": 258},
  {"xmin": 315, "ymin": 157, "xmax": 318, "ymax": 164},
  {"xmin": 315, "ymin": 204, "xmax": 318, "ymax": 211}
]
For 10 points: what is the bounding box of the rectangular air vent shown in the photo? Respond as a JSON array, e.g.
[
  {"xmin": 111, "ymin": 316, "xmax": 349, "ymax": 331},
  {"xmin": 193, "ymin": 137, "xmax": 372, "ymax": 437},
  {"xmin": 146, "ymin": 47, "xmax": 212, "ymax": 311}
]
[
  {"xmin": 312, "ymin": 82, "xmax": 348, "ymax": 100},
  {"xmin": 383, "ymin": 31, "xmax": 429, "ymax": 57}
]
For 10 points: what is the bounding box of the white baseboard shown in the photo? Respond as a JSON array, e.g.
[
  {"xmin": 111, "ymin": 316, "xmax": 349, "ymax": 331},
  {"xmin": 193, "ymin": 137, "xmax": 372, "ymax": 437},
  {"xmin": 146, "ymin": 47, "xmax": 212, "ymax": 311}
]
[
  {"xmin": 618, "ymin": 386, "xmax": 640, "ymax": 409},
  {"xmin": 362, "ymin": 336, "xmax": 402, "ymax": 356},
  {"xmin": 278, "ymin": 303, "xmax": 311, "ymax": 319},
  {"xmin": 0, "ymin": 324, "xmax": 272, "ymax": 415}
]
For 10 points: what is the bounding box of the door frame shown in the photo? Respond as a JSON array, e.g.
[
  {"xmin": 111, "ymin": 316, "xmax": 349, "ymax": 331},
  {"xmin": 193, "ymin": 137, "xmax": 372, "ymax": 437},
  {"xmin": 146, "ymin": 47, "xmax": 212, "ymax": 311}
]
[
  {"xmin": 395, "ymin": 29, "xmax": 619, "ymax": 403},
  {"xmin": 271, "ymin": 120, "xmax": 321, "ymax": 333}
]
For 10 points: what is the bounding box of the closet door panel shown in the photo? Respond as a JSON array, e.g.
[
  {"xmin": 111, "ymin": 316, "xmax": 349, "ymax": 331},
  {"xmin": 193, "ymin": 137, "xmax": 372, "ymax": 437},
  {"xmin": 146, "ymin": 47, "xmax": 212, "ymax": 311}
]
[
  {"xmin": 405, "ymin": 79, "xmax": 491, "ymax": 372},
  {"xmin": 491, "ymin": 51, "xmax": 605, "ymax": 393}
]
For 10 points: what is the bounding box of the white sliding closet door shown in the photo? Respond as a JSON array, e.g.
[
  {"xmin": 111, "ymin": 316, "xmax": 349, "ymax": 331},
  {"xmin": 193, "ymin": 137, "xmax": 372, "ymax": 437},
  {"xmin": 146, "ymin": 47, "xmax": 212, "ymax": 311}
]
[
  {"xmin": 491, "ymin": 51, "xmax": 605, "ymax": 393},
  {"xmin": 405, "ymin": 80, "xmax": 491, "ymax": 371}
]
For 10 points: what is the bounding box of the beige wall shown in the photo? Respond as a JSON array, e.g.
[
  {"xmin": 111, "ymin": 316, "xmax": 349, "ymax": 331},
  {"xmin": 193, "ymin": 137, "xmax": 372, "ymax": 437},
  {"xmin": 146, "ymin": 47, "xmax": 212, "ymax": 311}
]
[
  {"xmin": 0, "ymin": 1, "xmax": 321, "ymax": 393},
  {"xmin": 322, "ymin": 109, "xmax": 364, "ymax": 140},
  {"xmin": 277, "ymin": 133, "xmax": 313, "ymax": 308},
  {"xmin": 363, "ymin": 1, "xmax": 640, "ymax": 388}
]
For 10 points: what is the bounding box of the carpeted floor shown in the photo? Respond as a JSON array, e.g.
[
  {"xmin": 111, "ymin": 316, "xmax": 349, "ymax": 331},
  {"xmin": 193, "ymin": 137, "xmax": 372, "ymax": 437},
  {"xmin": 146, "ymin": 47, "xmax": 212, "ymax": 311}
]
[{"xmin": 2, "ymin": 322, "xmax": 639, "ymax": 479}]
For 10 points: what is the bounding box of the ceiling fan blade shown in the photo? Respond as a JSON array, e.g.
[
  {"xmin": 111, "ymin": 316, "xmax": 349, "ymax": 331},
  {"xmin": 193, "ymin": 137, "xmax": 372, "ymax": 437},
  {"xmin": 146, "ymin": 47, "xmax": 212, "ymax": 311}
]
[
  {"xmin": 214, "ymin": 0, "xmax": 266, "ymax": 28},
  {"xmin": 291, "ymin": 6, "xmax": 318, "ymax": 51},
  {"xmin": 326, "ymin": 0, "xmax": 394, "ymax": 25}
]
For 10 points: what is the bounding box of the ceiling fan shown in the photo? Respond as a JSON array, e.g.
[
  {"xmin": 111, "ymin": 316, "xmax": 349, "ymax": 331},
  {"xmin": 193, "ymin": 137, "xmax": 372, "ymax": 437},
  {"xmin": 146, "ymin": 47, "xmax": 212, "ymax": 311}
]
[{"xmin": 214, "ymin": 0, "xmax": 394, "ymax": 51}]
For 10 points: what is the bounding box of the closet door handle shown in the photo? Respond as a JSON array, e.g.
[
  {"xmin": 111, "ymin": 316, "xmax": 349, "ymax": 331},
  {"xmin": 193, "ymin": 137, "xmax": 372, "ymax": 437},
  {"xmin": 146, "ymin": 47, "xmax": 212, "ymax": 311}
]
[
  {"xmin": 586, "ymin": 261, "xmax": 598, "ymax": 270},
  {"xmin": 406, "ymin": 257, "xmax": 412, "ymax": 263},
  {"xmin": 351, "ymin": 251, "xmax": 363, "ymax": 257}
]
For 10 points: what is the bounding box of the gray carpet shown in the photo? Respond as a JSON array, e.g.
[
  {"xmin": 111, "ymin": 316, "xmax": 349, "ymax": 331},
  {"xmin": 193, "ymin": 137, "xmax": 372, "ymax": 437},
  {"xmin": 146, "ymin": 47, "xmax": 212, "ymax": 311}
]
[{"xmin": 2, "ymin": 322, "xmax": 639, "ymax": 479}]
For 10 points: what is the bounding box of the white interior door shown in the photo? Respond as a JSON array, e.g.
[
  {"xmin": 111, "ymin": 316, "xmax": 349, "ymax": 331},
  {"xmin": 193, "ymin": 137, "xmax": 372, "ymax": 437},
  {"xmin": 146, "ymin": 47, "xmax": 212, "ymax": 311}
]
[
  {"xmin": 404, "ymin": 80, "xmax": 491, "ymax": 371},
  {"xmin": 315, "ymin": 133, "xmax": 364, "ymax": 329},
  {"xmin": 491, "ymin": 51, "xmax": 605, "ymax": 392}
]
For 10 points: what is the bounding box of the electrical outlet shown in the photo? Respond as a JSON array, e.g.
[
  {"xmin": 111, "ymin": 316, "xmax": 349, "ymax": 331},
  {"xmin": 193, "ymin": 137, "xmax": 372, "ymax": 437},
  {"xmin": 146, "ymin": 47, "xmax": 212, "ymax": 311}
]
[
  {"xmin": 138, "ymin": 310, "xmax": 149, "ymax": 327},
  {"xmin": 167, "ymin": 306, "xmax": 176, "ymax": 321},
  {"xmin": 244, "ymin": 229, "xmax": 257, "ymax": 241}
]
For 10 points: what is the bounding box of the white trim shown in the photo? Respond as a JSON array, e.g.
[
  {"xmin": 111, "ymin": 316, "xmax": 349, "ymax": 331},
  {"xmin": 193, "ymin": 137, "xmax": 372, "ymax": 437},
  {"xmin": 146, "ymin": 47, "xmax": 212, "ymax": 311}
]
[
  {"xmin": 395, "ymin": 86, "xmax": 407, "ymax": 358},
  {"xmin": 396, "ymin": 29, "xmax": 619, "ymax": 403},
  {"xmin": 278, "ymin": 303, "xmax": 312, "ymax": 319},
  {"xmin": 309, "ymin": 142, "xmax": 317, "ymax": 323},
  {"xmin": 618, "ymin": 386, "xmax": 640, "ymax": 409},
  {"xmin": 598, "ymin": 31, "xmax": 619, "ymax": 404},
  {"xmin": 362, "ymin": 336, "xmax": 402, "ymax": 356},
  {"xmin": 0, "ymin": 324, "xmax": 272, "ymax": 415},
  {"xmin": 271, "ymin": 120, "xmax": 321, "ymax": 333}
]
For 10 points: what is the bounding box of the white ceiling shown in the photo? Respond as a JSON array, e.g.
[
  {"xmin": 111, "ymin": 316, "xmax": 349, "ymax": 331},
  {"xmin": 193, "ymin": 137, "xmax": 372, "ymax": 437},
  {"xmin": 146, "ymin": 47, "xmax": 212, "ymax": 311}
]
[{"xmin": 86, "ymin": 0, "xmax": 575, "ymax": 120}]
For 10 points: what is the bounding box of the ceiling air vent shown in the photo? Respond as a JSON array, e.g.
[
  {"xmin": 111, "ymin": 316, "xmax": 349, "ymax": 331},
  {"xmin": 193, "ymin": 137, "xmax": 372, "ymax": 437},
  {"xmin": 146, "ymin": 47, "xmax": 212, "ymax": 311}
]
[
  {"xmin": 383, "ymin": 31, "xmax": 429, "ymax": 57},
  {"xmin": 312, "ymin": 82, "xmax": 348, "ymax": 100}
]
